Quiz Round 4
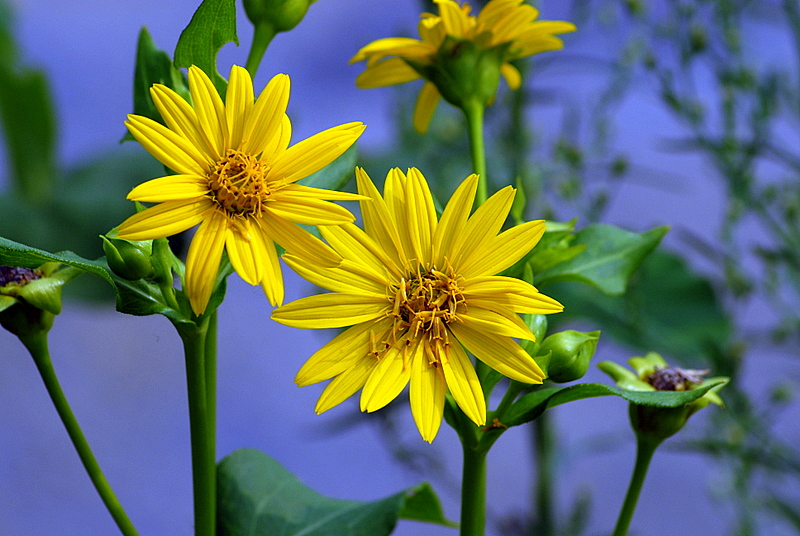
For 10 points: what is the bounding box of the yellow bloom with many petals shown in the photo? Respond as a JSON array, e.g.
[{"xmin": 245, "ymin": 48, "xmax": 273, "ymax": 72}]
[
  {"xmin": 351, "ymin": 0, "xmax": 576, "ymax": 133},
  {"xmin": 272, "ymin": 168, "xmax": 563, "ymax": 442},
  {"xmin": 116, "ymin": 65, "xmax": 366, "ymax": 315}
]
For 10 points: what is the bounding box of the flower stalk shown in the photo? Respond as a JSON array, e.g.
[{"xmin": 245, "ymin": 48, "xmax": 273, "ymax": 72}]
[
  {"xmin": 463, "ymin": 99, "xmax": 488, "ymax": 206},
  {"xmin": 460, "ymin": 438, "xmax": 488, "ymax": 536},
  {"xmin": 612, "ymin": 435, "xmax": 660, "ymax": 536}
]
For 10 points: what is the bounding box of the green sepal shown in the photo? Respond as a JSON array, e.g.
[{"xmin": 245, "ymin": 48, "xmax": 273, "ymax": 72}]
[
  {"xmin": 216, "ymin": 448, "xmax": 455, "ymax": 536},
  {"xmin": 536, "ymin": 223, "xmax": 669, "ymax": 295},
  {"xmin": 101, "ymin": 235, "xmax": 155, "ymax": 281},
  {"xmin": 537, "ymin": 330, "xmax": 600, "ymax": 383},
  {"xmin": 174, "ymin": 0, "xmax": 239, "ymax": 95}
]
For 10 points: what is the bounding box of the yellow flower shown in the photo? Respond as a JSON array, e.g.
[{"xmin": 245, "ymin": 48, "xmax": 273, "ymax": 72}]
[
  {"xmin": 351, "ymin": 0, "xmax": 576, "ymax": 133},
  {"xmin": 116, "ymin": 65, "xmax": 366, "ymax": 315},
  {"xmin": 272, "ymin": 168, "xmax": 563, "ymax": 442}
]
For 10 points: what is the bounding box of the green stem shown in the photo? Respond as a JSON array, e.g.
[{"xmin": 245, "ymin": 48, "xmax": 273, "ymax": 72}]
[
  {"xmin": 245, "ymin": 23, "xmax": 277, "ymax": 78},
  {"xmin": 176, "ymin": 319, "xmax": 216, "ymax": 536},
  {"xmin": 533, "ymin": 413, "xmax": 555, "ymax": 536},
  {"xmin": 19, "ymin": 331, "xmax": 140, "ymax": 536},
  {"xmin": 462, "ymin": 99, "xmax": 488, "ymax": 206},
  {"xmin": 612, "ymin": 435, "xmax": 660, "ymax": 536},
  {"xmin": 460, "ymin": 439, "xmax": 488, "ymax": 536},
  {"xmin": 204, "ymin": 312, "xmax": 217, "ymax": 474}
]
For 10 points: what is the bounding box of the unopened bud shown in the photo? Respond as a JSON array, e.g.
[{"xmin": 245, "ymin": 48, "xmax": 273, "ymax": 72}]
[
  {"xmin": 102, "ymin": 235, "xmax": 155, "ymax": 281},
  {"xmin": 538, "ymin": 330, "xmax": 599, "ymax": 383}
]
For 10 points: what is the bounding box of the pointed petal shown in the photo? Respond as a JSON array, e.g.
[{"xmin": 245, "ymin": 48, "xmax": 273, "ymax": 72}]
[
  {"xmin": 226, "ymin": 65, "xmax": 255, "ymax": 150},
  {"xmin": 258, "ymin": 213, "xmax": 341, "ymax": 267},
  {"xmin": 271, "ymin": 293, "xmax": 388, "ymax": 329},
  {"xmin": 278, "ymin": 183, "xmax": 366, "ymax": 202},
  {"xmin": 355, "ymin": 58, "xmax": 420, "ymax": 89},
  {"xmin": 184, "ymin": 210, "xmax": 228, "ymax": 315},
  {"xmin": 250, "ymin": 223, "xmax": 284, "ymax": 306},
  {"xmin": 405, "ymin": 167, "xmax": 437, "ymax": 265},
  {"xmin": 125, "ymin": 115, "xmax": 209, "ymax": 176},
  {"xmin": 410, "ymin": 345, "xmax": 446, "ymax": 442},
  {"xmin": 432, "ymin": 174, "xmax": 478, "ymax": 266},
  {"xmin": 243, "ymin": 73, "xmax": 289, "ymax": 156},
  {"xmin": 261, "ymin": 114, "xmax": 292, "ymax": 161},
  {"xmin": 360, "ymin": 338, "xmax": 416, "ymax": 412},
  {"xmin": 459, "ymin": 305, "xmax": 536, "ymax": 340},
  {"xmin": 269, "ymin": 122, "xmax": 365, "ymax": 186},
  {"xmin": 459, "ymin": 219, "xmax": 545, "ymax": 278},
  {"xmin": 501, "ymin": 62, "xmax": 522, "ymax": 90},
  {"xmin": 449, "ymin": 322, "xmax": 544, "ymax": 384},
  {"xmin": 442, "ymin": 340, "xmax": 485, "ymax": 426},
  {"xmin": 126, "ymin": 175, "xmax": 209, "ymax": 203},
  {"xmin": 225, "ymin": 219, "xmax": 263, "ymax": 286},
  {"xmin": 315, "ymin": 357, "xmax": 377, "ymax": 414},
  {"xmin": 283, "ymin": 254, "xmax": 388, "ymax": 297},
  {"xmin": 413, "ymin": 82, "xmax": 441, "ymax": 134},
  {"xmin": 450, "ymin": 185, "xmax": 515, "ymax": 267},
  {"xmin": 350, "ymin": 37, "xmax": 432, "ymax": 65},
  {"xmin": 188, "ymin": 66, "xmax": 228, "ymax": 155},
  {"xmin": 150, "ymin": 84, "xmax": 217, "ymax": 161},
  {"xmin": 266, "ymin": 196, "xmax": 356, "ymax": 225},
  {"xmin": 116, "ymin": 198, "xmax": 210, "ymax": 240},
  {"xmin": 319, "ymin": 223, "xmax": 398, "ymax": 283},
  {"xmin": 295, "ymin": 318, "xmax": 393, "ymax": 386},
  {"xmin": 436, "ymin": 0, "xmax": 469, "ymax": 36},
  {"xmin": 463, "ymin": 275, "xmax": 564, "ymax": 314},
  {"xmin": 355, "ymin": 168, "xmax": 406, "ymax": 268}
]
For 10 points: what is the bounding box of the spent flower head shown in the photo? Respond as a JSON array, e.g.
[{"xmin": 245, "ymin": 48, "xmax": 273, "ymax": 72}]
[
  {"xmin": 351, "ymin": 0, "xmax": 576, "ymax": 133},
  {"xmin": 272, "ymin": 168, "xmax": 563, "ymax": 442},
  {"xmin": 116, "ymin": 65, "xmax": 366, "ymax": 315}
]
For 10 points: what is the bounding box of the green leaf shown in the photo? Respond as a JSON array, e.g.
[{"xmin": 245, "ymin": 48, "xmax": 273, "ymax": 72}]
[
  {"xmin": 217, "ymin": 449, "xmax": 455, "ymax": 536},
  {"xmin": 550, "ymin": 250, "xmax": 732, "ymax": 362},
  {"xmin": 502, "ymin": 380, "xmax": 726, "ymax": 428},
  {"xmin": 174, "ymin": 0, "xmax": 238, "ymax": 94},
  {"xmin": 299, "ymin": 144, "xmax": 359, "ymax": 192},
  {"xmin": 536, "ymin": 223, "xmax": 668, "ymax": 295},
  {"xmin": 125, "ymin": 27, "xmax": 189, "ymax": 141}
]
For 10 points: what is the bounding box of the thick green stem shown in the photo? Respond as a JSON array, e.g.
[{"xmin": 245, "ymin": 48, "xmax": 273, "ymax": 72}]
[
  {"xmin": 533, "ymin": 413, "xmax": 555, "ymax": 536},
  {"xmin": 20, "ymin": 331, "xmax": 140, "ymax": 536},
  {"xmin": 177, "ymin": 319, "xmax": 215, "ymax": 536},
  {"xmin": 612, "ymin": 436, "xmax": 660, "ymax": 536},
  {"xmin": 460, "ymin": 440, "xmax": 488, "ymax": 536},
  {"xmin": 245, "ymin": 23, "xmax": 277, "ymax": 78},
  {"xmin": 462, "ymin": 99, "xmax": 488, "ymax": 206}
]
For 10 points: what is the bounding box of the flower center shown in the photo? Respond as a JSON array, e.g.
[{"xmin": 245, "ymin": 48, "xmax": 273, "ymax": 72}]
[
  {"xmin": 0, "ymin": 266, "xmax": 43, "ymax": 287},
  {"xmin": 208, "ymin": 150, "xmax": 272, "ymax": 216},
  {"xmin": 391, "ymin": 267, "xmax": 466, "ymax": 341},
  {"xmin": 646, "ymin": 367, "xmax": 709, "ymax": 391}
]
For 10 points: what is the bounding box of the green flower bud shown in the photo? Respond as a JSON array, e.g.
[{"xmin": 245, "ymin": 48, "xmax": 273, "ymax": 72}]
[
  {"xmin": 0, "ymin": 263, "xmax": 79, "ymax": 337},
  {"xmin": 538, "ymin": 330, "xmax": 600, "ymax": 383},
  {"xmin": 102, "ymin": 235, "xmax": 155, "ymax": 281},
  {"xmin": 408, "ymin": 36, "xmax": 510, "ymax": 110},
  {"xmin": 243, "ymin": 0, "xmax": 315, "ymax": 34}
]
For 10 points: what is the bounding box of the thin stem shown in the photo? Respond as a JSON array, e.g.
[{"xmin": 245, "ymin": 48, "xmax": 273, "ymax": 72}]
[
  {"xmin": 204, "ymin": 312, "xmax": 217, "ymax": 474},
  {"xmin": 176, "ymin": 319, "xmax": 215, "ymax": 536},
  {"xmin": 460, "ymin": 439, "xmax": 488, "ymax": 536},
  {"xmin": 462, "ymin": 99, "xmax": 488, "ymax": 205},
  {"xmin": 532, "ymin": 413, "xmax": 555, "ymax": 536},
  {"xmin": 612, "ymin": 435, "xmax": 660, "ymax": 536},
  {"xmin": 19, "ymin": 331, "xmax": 140, "ymax": 536},
  {"xmin": 245, "ymin": 23, "xmax": 277, "ymax": 78}
]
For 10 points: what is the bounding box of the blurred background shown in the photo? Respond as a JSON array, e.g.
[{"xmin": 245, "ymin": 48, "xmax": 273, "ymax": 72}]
[{"xmin": 1, "ymin": 0, "xmax": 799, "ymax": 535}]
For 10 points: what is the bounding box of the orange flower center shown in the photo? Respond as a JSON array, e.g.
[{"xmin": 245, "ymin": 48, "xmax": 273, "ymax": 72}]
[
  {"xmin": 391, "ymin": 267, "xmax": 466, "ymax": 342},
  {"xmin": 208, "ymin": 150, "xmax": 272, "ymax": 216}
]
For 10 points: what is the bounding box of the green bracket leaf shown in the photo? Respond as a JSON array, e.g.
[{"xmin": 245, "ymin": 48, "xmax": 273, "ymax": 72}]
[
  {"xmin": 217, "ymin": 449, "xmax": 455, "ymax": 536},
  {"xmin": 536, "ymin": 224, "xmax": 668, "ymax": 295},
  {"xmin": 174, "ymin": 0, "xmax": 239, "ymax": 95}
]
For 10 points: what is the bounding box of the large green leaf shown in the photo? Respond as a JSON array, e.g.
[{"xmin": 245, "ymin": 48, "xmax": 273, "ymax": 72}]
[
  {"xmin": 217, "ymin": 449, "xmax": 454, "ymax": 536},
  {"xmin": 536, "ymin": 224, "xmax": 668, "ymax": 295},
  {"xmin": 550, "ymin": 249, "xmax": 732, "ymax": 362},
  {"xmin": 174, "ymin": 0, "xmax": 238, "ymax": 94}
]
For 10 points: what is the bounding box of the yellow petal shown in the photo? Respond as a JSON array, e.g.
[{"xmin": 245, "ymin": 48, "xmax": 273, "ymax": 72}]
[
  {"xmin": 116, "ymin": 198, "xmax": 210, "ymax": 241},
  {"xmin": 319, "ymin": 224, "xmax": 399, "ymax": 283},
  {"xmin": 226, "ymin": 65, "xmax": 255, "ymax": 150},
  {"xmin": 295, "ymin": 317, "xmax": 393, "ymax": 386},
  {"xmin": 184, "ymin": 209, "xmax": 228, "ymax": 315},
  {"xmin": 125, "ymin": 115, "xmax": 209, "ymax": 176},
  {"xmin": 383, "ymin": 168, "xmax": 415, "ymax": 263},
  {"xmin": 279, "ymin": 183, "xmax": 366, "ymax": 202},
  {"xmin": 266, "ymin": 196, "xmax": 355, "ymax": 225},
  {"xmin": 441, "ymin": 339, "xmax": 485, "ymax": 426},
  {"xmin": 432, "ymin": 174, "xmax": 479, "ymax": 265},
  {"xmin": 410, "ymin": 345, "xmax": 447, "ymax": 442},
  {"xmin": 450, "ymin": 185, "xmax": 515, "ymax": 267},
  {"xmin": 188, "ymin": 66, "xmax": 228, "ymax": 155},
  {"xmin": 436, "ymin": 0, "xmax": 469, "ymax": 36},
  {"xmin": 283, "ymin": 254, "xmax": 388, "ymax": 297},
  {"xmin": 500, "ymin": 62, "xmax": 522, "ymax": 90},
  {"xmin": 459, "ymin": 305, "xmax": 536, "ymax": 340},
  {"xmin": 262, "ymin": 114, "xmax": 292, "ymax": 161},
  {"xmin": 150, "ymin": 84, "xmax": 217, "ymax": 161},
  {"xmin": 271, "ymin": 293, "xmax": 388, "ymax": 329},
  {"xmin": 269, "ymin": 122, "xmax": 365, "ymax": 186},
  {"xmin": 315, "ymin": 357, "xmax": 377, "ymax": 414},
  {"xmin": 459, "ymin": 219, "xmax": 545, "ymax": 278},
  {"xmin": 413, "ymin": 82, "xmax": 441, "ymax": 134},
  {"xmin": 251, "ymin": 224, "xmax": 284, "ymax": 306},
  {"xmin": 225, "ymin": 219, "xmax": 263, "ymax": 286},
  {"xmin": 258, "ymin": 214, "xmax": 341, "ymax": 268},
  {"xmin": 463, "ymin": 275, "xmax": 564, "ymax": 314},
  {"xmin": 405, "ymin": 167, "xmax": 437, "ymax": 265},
  {"xmin": 355, "ymin": 168, "xmax": 406, "ymax": 269},
  {"xmin": 355, "ymin": 58, "xmax": 420, "ymax": 89},
  {"xmin": 449, "ymin": 322, "xmax": 544, "ymax": 384},
  {"xmin": 360, "ymin": 338, "xmax": 416, "ymax": 412},
  {"xmin": 350, "ymin": 37, "xmax": 431, "ymax": 65},
  {"xmin": 243, "ymin": 73, "xmax": 289, "ymax": 157},
  {"xmin": 126, "ymin": 175, "xmax": 209, "ymax": 203}
]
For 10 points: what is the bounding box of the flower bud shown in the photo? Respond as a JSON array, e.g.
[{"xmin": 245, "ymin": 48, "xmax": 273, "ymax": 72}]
[
  {"xmin": 538, "ymin": 330, "xmax": 599, "ymax": 383},
  {"xmin": 102, "ymin": 235, "xmax": 155, "ymax": 281},
  {"xmin": 0, "ymin": 263, "xmax": 78, "ymax": 337},
  {"xmin": 243, "ymin": 0, "xmax": 314, "ymax": 34}
]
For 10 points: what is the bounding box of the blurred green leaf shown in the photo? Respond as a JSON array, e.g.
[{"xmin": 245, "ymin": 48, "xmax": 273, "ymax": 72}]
[
  {"xmin": 551, "ymin": 250, "xmax": 732, "ymax": 362},
  {"xmin": 174, "ymin": 0, "xmax": 238, "ymax": 94},
  {"xmin": 537, "ymin": 224, "xmax": 668, "ymax": 295},
  {"xmin": 217, "ymin": 448, "xmax": 454, "ymax": 536},
  {"xmin": 125, "ymin": 27, "xmax": 188, "ymax": 141}
]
